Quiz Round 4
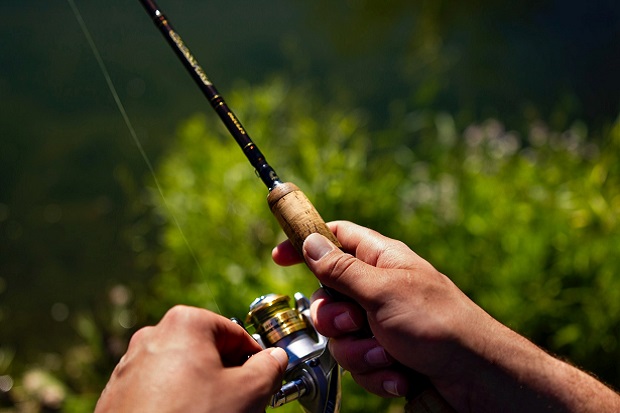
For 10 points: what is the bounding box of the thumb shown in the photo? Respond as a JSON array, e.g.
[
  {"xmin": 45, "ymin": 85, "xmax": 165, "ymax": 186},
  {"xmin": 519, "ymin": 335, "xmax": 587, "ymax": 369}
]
[
  {"xmin": 238, "ymin": 347, "xmax": 288, "ymax": 407},
  {"xmin": 303, "ymin": 233, "xmax": 379, "ymax": 307}
]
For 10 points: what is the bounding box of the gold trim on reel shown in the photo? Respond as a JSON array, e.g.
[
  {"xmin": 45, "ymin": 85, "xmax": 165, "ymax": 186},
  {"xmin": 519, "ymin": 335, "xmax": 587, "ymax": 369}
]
[
  {"xmin": 246, "ymin": 294, "xmax": 308, "ymax": 346},
  {"xmin": 244, "ymin": 292, "xmax": 342, "ymax": 412}
]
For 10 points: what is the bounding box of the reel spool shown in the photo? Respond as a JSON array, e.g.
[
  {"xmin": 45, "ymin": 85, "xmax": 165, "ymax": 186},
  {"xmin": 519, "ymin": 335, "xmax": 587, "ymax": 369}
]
[
  {"xmin": 247, "ymin": 293, "xmax": 310, "ymax": 347},
  {"xmin": 244, "ymin": 293, "xmax": 341, "ymax": 413}
]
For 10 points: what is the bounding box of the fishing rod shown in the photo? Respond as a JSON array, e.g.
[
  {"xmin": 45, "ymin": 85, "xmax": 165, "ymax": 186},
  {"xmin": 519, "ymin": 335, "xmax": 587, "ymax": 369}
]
[
  {"xmin": 138, "ymin": 1, "xmax": 455, "ymax": 412},
  {"xmin": 138, "ymin": 1, "xmax": 341, "ymax": 412},
  {"xmin": 138, "ymin": 0, "xmax": 339, "ymax": 256}
]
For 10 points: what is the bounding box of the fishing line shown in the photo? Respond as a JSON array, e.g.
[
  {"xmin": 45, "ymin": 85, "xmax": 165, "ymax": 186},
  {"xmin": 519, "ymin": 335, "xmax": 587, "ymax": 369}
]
[{"xmin": 66, "ymin": 0, "xmax": 221, "ymax": 314}]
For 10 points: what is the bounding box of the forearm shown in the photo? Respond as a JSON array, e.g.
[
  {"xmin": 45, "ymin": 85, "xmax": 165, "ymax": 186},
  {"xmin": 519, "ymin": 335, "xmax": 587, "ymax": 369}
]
[
  {"xmin": 464, "ymin": 323, "xmax": 620, "ymax": 413},
  {"xmin": 284, "ymin": 226, "xmax": 620, "ymax": 412}
]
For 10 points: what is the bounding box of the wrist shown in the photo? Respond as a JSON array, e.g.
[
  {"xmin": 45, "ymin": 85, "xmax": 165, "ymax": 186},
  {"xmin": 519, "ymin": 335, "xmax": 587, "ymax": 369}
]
[
  {"xmin": 447, "ymin": 320, "xmax": 620, "ymax": 413},
  {"xmin": 465, "ymin": 322, "xmax": 549, "ymax": 411},
  {"xmin": 427, "ymin": 314, "xmax": 515, "ymax": 411}
]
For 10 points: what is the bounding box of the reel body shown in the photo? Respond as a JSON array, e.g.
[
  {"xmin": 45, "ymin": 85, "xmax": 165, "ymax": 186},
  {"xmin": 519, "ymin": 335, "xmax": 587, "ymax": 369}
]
[{"xmin": 244, "ymin": 293, "xmax": 342, "ymax": 413}]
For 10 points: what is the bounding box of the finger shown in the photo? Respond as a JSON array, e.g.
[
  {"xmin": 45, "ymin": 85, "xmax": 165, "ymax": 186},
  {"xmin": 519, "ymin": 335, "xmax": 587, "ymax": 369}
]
[
  {"xmin": 328, "ymin": 336, "xmax": 394, "ymax": 374},
  {"xmin": 209, "ymin": 313, "xmax": 265, "ymax": 366},
  {"xmin": 274, "ymin": 220, "xmax": 414, "ymax": 269},
  {"xmin": 273, "ymin": 220, "xmax": 405, "ymax": 266},
  {"xmin": 158, "ymin": 306, "xmax": 263, "ymax": 366},
  {"xmin": 302, "ymin": 233, "xmax": 383, "ymax": 308},
  {"xmin": 271, "ymin": 239, "xmax": 303, "ymax": 266},
  {"xmin": 326, "ymin": 220, "xmax": 413, "ymax": 267},
  {"xmin": 243, "ymin": 347, "xmax": 288, "ymax": 383},
  {"xmin": 114, "ymin": 325, "xmax": 154, "ymax": 374},
  {"xmin": 310, "ymin": 289, "xmax": 367, "ymax": 337},
  {"xmin": 272, "ymin": 220, "xmax": 394, "ymax": 266},
  {"xmin": 350, "ymin": 368, "xmax": 410, "ymax": 398},
  {"xmin": 229, "ymin": 347, "xmax": 288, "ymax": 412},
  {"xmin": 126, "ymin": 325, "xmax": 154, "ymax": 352},
  {"xmin": 310, "ymin": 287, "xmax": 333, "ymax": 303},
  {"xmin": 271, "ymin": 221, "xmax": 343, "ymax": 267}
]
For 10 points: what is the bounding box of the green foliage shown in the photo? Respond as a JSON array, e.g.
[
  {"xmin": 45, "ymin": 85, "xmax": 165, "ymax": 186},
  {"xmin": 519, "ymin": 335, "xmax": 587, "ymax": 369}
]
[
  {"xmin": 385, "ymin": 116, "xmax": 620, "ymax": 381},
  {"xmin": 144, "ymin": 78, "xmax": 371, "ymax": 319},
  {"xmin": 0, "ymin": 285, "xmax": 138, "ymax": 412},
  {"xmin": 146, "ymin": 78, "xmax": 397, "ymax": 411},
  {"xmin": 146, "ymin": 77, "xmax": 620, "ymax": 410},
  {"xmin": 3, "ymin": 1, "xmax": 619, "ymax": 411},
  {"xmin": 4, "ymin": 76, "xmax": 617, "ymax": 411}
]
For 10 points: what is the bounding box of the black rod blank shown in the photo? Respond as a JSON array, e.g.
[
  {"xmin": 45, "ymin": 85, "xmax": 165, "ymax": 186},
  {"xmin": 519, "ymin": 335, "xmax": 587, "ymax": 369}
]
[{"xmin": 139, "ymin": 0, "xmax": 282, "ymax": 190}]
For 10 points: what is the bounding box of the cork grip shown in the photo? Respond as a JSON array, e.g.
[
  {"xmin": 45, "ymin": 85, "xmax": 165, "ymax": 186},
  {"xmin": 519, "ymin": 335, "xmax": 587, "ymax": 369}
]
[{"xmin": 267, "ymin": 182, "xmax": 341, "ymax": 255}]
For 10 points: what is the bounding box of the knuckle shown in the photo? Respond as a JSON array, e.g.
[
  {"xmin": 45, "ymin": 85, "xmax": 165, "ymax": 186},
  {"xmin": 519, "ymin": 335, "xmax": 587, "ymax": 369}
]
[
  {"xmin": 127, "ymin": 325, "xmax": 152, "ymax": 349},
  {"xmin": 161, "ymin": 305, "xmax": 210, "ymax": 328},
  {"xmin": 327, "ymin": 253, "xmax": 357, "ymax": 282},
  {"xmin": 330, "ymin": 340, "xmax": 366, "ymax": 374},
  {"xmin": 330, "ymin": 342, "xmax": 354, "ymax": 371},
  {"xmin": 341, "ymin": 349, "xmax": 363, "ymax": 373},
  {"xmin": 163, "ymin": 304, "xmax": 192, "ymax": 320}
]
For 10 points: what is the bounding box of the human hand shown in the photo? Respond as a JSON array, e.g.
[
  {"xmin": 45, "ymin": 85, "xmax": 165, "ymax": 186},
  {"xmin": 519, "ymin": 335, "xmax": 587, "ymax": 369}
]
[
  {"xmin": 272, "ymin": 221, "xmax": 500, "ymax": 408},
  {"xmin": 274, "ymin": 221, "xmax": 620, "ymax": 413},
  {"xmin": 95, "ymin": 306, "xmax": 288, "ymax": 413}
]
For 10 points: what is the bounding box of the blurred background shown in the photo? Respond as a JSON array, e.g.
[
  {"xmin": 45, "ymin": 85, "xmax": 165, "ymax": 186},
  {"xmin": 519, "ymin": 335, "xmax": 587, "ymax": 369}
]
[{"xmin": 1, "ymin": 0, "xmax": 619, "ymax": 411}]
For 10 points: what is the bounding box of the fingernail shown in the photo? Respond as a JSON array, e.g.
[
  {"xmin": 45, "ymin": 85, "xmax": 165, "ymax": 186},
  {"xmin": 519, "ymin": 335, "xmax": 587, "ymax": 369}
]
[
  {"xmin": 267, "ymin": 347, "xmax": 289, "ymax": 368},
  {"xmin": 304, "ymin": 233, "xmax": 335, "ymax": 261},
  {"xmin": 310, "ymin": 288, "xmax": 330, "ymax": 303},
  {"xmin": 365, "ymin": 346, "xmax": 390, "ymax": 367},
  {"xmin": 333, "ymin": 311, "xmax": 358, "ymax": 332},
  {"xmin": 383, "ymin": 380, "xmax": 401, "ymax": 397}
]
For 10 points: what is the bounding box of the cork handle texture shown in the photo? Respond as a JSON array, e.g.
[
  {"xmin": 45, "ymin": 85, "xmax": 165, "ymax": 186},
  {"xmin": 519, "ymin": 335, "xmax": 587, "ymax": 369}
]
[{"xmin": 267, "ymin": 182, "xmax": 341, "ymax": 255}]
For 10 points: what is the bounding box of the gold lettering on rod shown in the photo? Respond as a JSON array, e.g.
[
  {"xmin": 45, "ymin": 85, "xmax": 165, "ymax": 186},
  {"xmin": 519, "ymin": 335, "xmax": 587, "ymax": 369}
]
[
  {"xmin": 169, "ymin": 30, "xmax": 212, "ymax": 86},
  {"xmin": 227, "ymin": 112, "xmax": 247, "ymax": 135}
]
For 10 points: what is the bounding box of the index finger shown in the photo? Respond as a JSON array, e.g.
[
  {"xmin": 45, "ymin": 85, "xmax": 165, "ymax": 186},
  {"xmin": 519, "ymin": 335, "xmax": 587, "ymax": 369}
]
[
  {"xmin": 209, "ymin": 312, "xmax": 264, "ymax": 366},
  {"xmin": 329, "ymin": 221, "xmax": 420, "ymax": 269},
  {"xmin": 271, "ymin": 236, "xmax": 303, "ymax": 266},
  {"xmin": 158, "ymin": 306, "xmax": 262, "ymax": 367},
  {"xmin": 272, "ymin": 220, "xmax": 414, "ymax": 268},
  {"xmin": 272, "ymin": 221, "xmax": 372, "ymax": 266}
]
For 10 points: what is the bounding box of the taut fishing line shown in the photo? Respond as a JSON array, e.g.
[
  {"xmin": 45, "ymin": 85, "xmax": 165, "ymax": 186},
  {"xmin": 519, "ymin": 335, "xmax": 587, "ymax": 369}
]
[{"xmin": 66, "ymin": 0, "xmax": 221, "ymax": 314}]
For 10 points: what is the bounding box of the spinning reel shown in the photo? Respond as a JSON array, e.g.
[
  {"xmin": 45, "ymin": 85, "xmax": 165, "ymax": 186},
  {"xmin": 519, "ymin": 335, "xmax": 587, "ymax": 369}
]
[{"xmin": 240, "ymin": 293, "xmax": 342, "ymax": 413}]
